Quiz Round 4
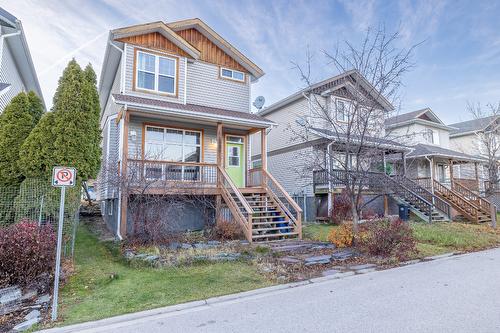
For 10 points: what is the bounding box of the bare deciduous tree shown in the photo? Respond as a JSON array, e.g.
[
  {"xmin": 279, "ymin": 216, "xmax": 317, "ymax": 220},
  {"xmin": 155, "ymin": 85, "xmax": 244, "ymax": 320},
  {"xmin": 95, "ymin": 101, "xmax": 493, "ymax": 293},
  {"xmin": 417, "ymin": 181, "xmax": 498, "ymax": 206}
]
[
  {"xmin": 466, "ymin": 101, "xmax": 500, "ymax": 194},
  {"xmin": 292, "ymin": 26, "xmax": 420, "ymax": 233}
]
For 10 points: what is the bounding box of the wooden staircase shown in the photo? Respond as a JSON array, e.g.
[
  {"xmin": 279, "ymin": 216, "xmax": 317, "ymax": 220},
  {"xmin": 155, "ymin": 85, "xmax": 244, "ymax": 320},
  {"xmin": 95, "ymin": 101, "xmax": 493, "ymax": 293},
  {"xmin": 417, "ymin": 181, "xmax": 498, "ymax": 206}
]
[
  {"xmin": 218, "ymin": 166, "xmax": 302, "ymax": 243},
  {"xmin": 432, "ymin": 180, "xmax": 493, "ymax": 224}
]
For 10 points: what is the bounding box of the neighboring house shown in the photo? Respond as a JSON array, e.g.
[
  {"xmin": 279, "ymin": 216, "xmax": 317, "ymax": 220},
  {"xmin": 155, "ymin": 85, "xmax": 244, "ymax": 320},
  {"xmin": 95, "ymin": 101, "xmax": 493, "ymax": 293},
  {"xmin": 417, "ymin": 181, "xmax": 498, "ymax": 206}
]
[
  {"xmin": 385, "ymin": 108, "xmax": 493, "ymax": 223},
  {"xmin": 449, "ymin": 115, "xmax": 500, "ymax": 191},
  {"xmin": 97, "ymin": 19, "xmax": 302, "ymax": 242},
  {"xmin": 0, "ymin": 7, "xmax": 44, "ymax": 112},
  {"xmin": 251, "ymin": 71, "xmax": 408, "ymax": 221}
]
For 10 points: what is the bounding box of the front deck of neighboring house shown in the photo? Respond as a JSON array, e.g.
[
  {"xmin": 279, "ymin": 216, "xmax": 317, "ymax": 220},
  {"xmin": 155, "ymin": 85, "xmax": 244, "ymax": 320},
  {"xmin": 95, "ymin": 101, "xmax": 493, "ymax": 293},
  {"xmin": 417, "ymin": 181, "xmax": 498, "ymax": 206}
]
[
  {"xmin": 115, "ymin": 99, "xmax": 302, "ymax": 243},
  {"xmin": 312, "ymin": 143, "xmax": 496, "ymax": 225}
]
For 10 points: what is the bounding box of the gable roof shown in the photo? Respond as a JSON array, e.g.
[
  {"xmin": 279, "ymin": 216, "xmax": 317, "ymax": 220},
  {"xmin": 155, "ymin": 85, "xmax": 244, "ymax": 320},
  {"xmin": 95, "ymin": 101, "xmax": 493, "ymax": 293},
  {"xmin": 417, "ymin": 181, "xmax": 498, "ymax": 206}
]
[
  {"xmin": 385, "ymin": 108, "xmax": 453, "ymax": 131},
  {"xmin": 111, "ymin": 21, "xmax": 201, "ymax": 59},
  {"xmin": 0, "ymin": 7, "xmax": 45, "ymax": 109},
  {"xmin": 449, "ymin": 115, "xmax": 499, "ymax": 137},
  {"xmin": 167, "ymin": 18, "xmax": 264, "ymax": 79},
  {"xmin": 406, "ymin": 143, "xmax": 486, "ymax": 163},
  {"xmin": 259, "ymin": 70, "xmax": 394, "ymax": 117}
]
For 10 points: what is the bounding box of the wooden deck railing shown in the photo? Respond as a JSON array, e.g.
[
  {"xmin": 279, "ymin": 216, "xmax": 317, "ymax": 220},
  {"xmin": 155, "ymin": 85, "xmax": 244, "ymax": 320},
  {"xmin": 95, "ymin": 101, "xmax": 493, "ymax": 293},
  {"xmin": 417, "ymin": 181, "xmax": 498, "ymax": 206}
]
[
  {"xmin": 127, "ymin": 159, "xmax": 218, "ymax": 187},
  {"xmin": 452, "ymin": 180, "xmax": 491, "ymax": 214},
  {"xmin": 218, "ymin": 166, "xmax": 253, "ymax": 241},
  {"xmin": 433, "ymin": 179, "xmax": 480, "ymax": 223},
  {"xmin": 250, "ymin": 168, "xmax": 302, "ymax": 238}
]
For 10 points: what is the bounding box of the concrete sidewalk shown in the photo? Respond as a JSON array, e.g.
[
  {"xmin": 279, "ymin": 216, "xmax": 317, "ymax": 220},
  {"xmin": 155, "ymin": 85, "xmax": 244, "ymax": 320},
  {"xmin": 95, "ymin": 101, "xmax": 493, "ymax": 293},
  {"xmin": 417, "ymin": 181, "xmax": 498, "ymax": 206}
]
[{"xmin": 39, "ymin": 248, "xmax": 500, "ymax": 333}]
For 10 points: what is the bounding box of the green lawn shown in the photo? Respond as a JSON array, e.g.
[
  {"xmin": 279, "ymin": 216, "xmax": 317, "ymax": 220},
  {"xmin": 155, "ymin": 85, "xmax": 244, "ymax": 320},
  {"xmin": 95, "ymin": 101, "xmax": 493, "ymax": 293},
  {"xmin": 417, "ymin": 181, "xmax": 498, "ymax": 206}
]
[
  {"xmin": 57, "ymin": 225, "xmax": 271, "ymax": 325},
  {"xmin": 303, "ymin": 221, "xmax": 500, "ymax": 258}
]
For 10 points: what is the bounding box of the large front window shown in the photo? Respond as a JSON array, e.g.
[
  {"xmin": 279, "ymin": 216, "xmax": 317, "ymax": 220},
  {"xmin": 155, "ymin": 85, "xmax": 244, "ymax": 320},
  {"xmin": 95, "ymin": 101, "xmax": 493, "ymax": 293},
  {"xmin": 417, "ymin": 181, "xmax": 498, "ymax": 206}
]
[
  {"xmin": 144, "ymin": 126, "xmax": 201, "ymax": 181},
  {"xmin": 136, "ymin": 51, "xmax": 176, "ymax": 95}
]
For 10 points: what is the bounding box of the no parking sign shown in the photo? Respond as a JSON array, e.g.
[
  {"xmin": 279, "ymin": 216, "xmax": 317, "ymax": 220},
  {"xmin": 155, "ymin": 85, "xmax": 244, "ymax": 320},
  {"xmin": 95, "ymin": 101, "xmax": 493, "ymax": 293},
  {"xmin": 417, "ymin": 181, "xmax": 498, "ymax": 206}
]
[
  {"xmin": 50, "ymin": 166, "xmax": 76, "ymax": 321},
  {"xmin": 52, "ymin": 167, "xmax": 76, "ymax": 187}
]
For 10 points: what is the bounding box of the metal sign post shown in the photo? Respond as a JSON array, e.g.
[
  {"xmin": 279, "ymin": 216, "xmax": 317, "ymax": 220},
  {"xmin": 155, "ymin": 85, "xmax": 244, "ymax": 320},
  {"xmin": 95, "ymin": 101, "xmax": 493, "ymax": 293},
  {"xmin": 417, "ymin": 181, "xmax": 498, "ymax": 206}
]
[{"xmin": 51, "ymin": 167, "xmax": 76, "ymax": 322}]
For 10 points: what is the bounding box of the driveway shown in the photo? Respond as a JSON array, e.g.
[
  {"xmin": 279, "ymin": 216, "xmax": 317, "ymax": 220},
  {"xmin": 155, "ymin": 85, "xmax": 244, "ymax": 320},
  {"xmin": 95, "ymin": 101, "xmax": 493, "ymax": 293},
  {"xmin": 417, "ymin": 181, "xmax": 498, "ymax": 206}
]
[{"xmin": 40, "ymin": 248, "xmax": 500, "ymax": 333}]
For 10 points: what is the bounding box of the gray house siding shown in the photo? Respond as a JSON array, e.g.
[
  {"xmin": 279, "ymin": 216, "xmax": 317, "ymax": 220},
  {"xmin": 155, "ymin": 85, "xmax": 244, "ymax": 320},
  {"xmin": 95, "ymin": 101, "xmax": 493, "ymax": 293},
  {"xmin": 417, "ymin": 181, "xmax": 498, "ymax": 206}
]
[
  {"xmin": 123, "ymin": 43, "xmax": 186, "ymax": 105},
  {"xmin": 0, "ymin": 42, "xmax": 27, "ymax": 112},
  {"xmin": 186, "ymin": 61, "xmax": 250, "ymax": 112}
]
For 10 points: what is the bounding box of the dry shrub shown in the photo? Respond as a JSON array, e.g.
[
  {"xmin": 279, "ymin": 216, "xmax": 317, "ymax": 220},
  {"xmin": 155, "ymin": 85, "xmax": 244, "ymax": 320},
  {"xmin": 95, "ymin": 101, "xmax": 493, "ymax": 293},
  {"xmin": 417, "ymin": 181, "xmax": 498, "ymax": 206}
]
[
  {"xmin": 331, "ymin": 191, "xmax": 352, "ymax": 224},
  {"xmin": 327, "ymin": 222, "xmax": 354, "ymax": 248},
  {"xmin": 213, "ymin": 219, "xmax": 243, "ymax": 241},
  {"xmin": 0, "ymin": 220, "xmax": 56, "ymax": 286},
  {"xmin": 358, "ymin": 218, "xmax": 417, "ymax": 260}
]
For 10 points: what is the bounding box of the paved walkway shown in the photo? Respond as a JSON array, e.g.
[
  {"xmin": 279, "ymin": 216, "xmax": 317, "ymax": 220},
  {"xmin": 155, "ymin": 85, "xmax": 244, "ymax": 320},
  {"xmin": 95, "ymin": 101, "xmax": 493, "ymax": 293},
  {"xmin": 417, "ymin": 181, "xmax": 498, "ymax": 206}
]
[{"xmin": 40, "ymin": 248, "xmax": 500, "ymax": 333}]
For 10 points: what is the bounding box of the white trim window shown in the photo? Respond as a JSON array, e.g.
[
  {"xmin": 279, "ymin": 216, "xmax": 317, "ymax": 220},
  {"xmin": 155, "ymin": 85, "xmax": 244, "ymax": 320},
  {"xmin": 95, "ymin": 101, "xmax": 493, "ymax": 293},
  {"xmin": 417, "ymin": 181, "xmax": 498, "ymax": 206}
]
[
  {"xmin": 220, "ymin": 67, "xmax": 245, "ymax": 82},
  {"xmin": 424, "ymin": 129, "xmax": 436, "ymax": 144},
  {"xmin": 335, "ymin": 99, "xmax": 348, "ymax": 122},
  {"xmin": 136, "ymin": 51, "xmax": 177, "ymax": 94},
  {"xmin": 144, "ymin": 126, "xmax": 202, "ymax": 181}
]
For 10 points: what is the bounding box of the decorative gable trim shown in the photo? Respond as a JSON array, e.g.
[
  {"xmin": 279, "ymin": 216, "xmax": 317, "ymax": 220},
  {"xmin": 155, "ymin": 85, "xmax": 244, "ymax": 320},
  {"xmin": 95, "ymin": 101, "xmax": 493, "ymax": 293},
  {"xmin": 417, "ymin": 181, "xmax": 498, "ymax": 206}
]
[
  {"xmin": 168, "ymin": 18, "xmax": 264, "ymax": 79},
  {"xmin": 111, "ymin": 21, "xmax": 200, "ymax": 59}
]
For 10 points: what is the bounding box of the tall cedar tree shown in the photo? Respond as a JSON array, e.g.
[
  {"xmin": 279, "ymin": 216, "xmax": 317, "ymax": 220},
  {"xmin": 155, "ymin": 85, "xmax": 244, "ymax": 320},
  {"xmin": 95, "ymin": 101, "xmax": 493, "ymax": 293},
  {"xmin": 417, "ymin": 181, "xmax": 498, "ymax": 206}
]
[
  {"xmin": 20, "ymin": 60, "xmax": 101, "ymax": 181},
  {"xmin": 0, "ymin": 91, "xmax": 44, "ymax": 185}
]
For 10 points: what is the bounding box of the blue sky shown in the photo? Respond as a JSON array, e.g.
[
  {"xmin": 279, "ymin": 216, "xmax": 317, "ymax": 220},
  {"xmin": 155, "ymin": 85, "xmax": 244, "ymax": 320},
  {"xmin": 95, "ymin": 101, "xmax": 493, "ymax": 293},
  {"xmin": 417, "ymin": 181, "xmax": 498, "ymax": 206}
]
[{"xmin": 3, "ymin": 0, "xmax": 500, "ymax": 123}]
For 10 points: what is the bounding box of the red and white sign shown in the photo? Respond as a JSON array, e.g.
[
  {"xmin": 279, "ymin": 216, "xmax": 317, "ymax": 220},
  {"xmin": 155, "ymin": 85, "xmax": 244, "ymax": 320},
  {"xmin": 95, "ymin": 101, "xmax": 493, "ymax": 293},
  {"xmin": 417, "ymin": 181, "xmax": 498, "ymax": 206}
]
[{"xmin": 52, "ymin": 167, "xmax": 77, "ymax": 187}]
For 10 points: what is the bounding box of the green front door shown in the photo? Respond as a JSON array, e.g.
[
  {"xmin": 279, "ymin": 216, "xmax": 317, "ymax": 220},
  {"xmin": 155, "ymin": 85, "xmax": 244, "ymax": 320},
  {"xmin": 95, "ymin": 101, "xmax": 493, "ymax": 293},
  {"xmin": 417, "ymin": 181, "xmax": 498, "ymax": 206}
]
[{"xmin": 226, "ymin": 136, "xmax": 245, "ymax": 187}]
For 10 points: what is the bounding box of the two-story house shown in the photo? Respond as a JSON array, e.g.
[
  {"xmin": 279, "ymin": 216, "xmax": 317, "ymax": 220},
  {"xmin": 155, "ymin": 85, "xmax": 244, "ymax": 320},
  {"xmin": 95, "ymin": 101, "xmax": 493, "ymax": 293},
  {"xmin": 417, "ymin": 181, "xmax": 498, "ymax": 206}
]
[
  {"xmin": 0, "ymin": 7, "xmax": 44, "ymax": 112},
  {"xmin": 97, "ymin": 19, "xmax": 302, "ymax": 242},
  {"xmin": 449, "ymin": 115, "xmax": 500, "ymax": 192},
  {"xmin": 251, "ymin": 70, "xmax": 409, "ymax": 221},
  {"xmin": 385, "ymin": 108, "xmax": 494, "ymax": 223}
]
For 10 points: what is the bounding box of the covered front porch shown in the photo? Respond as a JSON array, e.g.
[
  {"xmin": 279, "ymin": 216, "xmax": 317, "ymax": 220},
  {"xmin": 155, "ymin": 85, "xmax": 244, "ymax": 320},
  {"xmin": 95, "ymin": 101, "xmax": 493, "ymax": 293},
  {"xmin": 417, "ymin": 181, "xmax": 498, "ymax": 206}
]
[{"xmin": 114, "ymin": 96, "xmax": 302, "ymax": 242}]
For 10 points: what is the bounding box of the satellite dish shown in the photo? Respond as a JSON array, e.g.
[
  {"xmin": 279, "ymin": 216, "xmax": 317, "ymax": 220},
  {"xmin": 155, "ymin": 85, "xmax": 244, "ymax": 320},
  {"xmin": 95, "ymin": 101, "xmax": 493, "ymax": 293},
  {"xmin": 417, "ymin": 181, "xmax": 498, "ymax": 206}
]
[{"xmin": 253, "ymin": 96, "xmax": 265, "ymax": 110}]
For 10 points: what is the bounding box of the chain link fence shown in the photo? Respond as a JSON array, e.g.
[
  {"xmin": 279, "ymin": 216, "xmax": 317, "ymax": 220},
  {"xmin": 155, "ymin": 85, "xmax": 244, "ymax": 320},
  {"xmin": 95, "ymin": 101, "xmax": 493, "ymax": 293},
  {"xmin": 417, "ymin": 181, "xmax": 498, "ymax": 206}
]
[{"xmin": 0, "ymin": 178, "xmax": 81, "ymax": 256}]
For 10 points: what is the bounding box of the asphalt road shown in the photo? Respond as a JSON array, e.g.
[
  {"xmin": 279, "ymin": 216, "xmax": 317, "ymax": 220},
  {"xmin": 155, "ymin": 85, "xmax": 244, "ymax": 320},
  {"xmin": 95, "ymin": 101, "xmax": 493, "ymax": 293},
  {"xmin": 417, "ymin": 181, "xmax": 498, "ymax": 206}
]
[{"xmin": 41, "ymin": 248, "xmax": 500, "ymax": 333}]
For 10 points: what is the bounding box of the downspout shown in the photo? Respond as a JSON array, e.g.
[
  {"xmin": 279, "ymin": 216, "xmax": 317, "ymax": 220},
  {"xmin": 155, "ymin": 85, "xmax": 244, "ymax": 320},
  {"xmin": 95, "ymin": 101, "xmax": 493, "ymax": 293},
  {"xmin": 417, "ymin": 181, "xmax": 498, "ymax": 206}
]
[
  {"xmin": 327, "ymin": 141, "xmax": 335, "ymax": 218},
  {"xmin": 115, "ymin": 104, "xmax": 127, "ymax": 240}
]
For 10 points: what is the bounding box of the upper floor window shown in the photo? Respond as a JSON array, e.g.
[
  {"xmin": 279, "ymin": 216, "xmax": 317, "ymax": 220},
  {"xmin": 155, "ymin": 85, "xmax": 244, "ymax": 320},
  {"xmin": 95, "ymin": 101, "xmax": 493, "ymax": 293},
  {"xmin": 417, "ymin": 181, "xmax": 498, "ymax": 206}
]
[
  {"xmin": 220, "ymin": 68, "xmax": 245, "ymax": 82},
  {"xmin": 335, "ymin": 99, "xmax": 348, "ymax": 122},
  {"xmin": 136, "ymin": 50, "xmax": 177, "ymax": 95},
  {"xmin": 424, "ymin": 128, "xmax": 440, "ymax": 144}
]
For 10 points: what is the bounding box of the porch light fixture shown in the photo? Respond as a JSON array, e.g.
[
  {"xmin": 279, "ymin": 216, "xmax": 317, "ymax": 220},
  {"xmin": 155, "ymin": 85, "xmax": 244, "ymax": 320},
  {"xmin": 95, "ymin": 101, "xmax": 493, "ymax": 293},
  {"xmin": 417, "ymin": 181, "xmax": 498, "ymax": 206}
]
[{"xmin": 130, "ymin": 130, "xmax": 137, "ymax": 141}]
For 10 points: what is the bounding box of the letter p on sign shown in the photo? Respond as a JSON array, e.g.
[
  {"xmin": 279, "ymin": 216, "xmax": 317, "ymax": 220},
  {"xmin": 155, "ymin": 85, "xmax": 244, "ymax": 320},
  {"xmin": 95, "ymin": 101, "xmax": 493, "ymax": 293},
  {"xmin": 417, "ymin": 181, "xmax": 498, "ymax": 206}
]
[{"xmin": 52, "ymin": 167, "xmax": 77, "ymax": 187}]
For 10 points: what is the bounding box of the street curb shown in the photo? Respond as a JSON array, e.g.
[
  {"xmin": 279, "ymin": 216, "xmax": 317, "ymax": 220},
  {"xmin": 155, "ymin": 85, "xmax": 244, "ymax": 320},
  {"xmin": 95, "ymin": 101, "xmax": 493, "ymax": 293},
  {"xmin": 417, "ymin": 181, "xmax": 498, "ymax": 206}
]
[{"xmin": 37, "ymin": 249, "xmax": 478, "ymax": 333}]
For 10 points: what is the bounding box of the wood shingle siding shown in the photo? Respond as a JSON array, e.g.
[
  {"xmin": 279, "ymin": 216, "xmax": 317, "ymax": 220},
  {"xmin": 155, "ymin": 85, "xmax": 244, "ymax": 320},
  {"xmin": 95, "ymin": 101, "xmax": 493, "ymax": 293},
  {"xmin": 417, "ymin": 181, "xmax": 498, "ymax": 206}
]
[
  {"xmin": 116, "ymin": 32, "xmax": 191, "ymax": 58},
  {"xmin": 175, "ymin": 28, "xmax": 248, "ymax": 73}
]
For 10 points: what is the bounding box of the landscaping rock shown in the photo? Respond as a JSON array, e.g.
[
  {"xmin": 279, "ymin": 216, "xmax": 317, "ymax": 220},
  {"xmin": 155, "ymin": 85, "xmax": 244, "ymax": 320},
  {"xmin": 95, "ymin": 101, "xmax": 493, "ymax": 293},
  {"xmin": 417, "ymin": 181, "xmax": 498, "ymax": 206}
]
[
  {"xmin": 213, "ymin": 253, "xmax": 241, "ymax": 261},
  {"xmin": 322, "ymin": 269, "xmax": 341, "ymax": 276},
  {"xmin": 123, "ymin": 250, "xmax": 135, "ymax": 259},
  {"xmin": 144, "ymin": 255, "xmax": 159, "ymax": 262},
  {"xmin": 12, "ymin": 317, "xmax": 39, "ymax": 332},
  {"xmin": 304, "ymin": 255, "xmax": 331, "ymax": 265},
  {"xmin": 194, "ymin": 243, "xmax": 210, "ymax": 249},
  {"xmin": 0, "ymin": 302, "xmax": 21, "ymax": 316},
  {"xmin": 0, "ymin": 286, "xmax": 21, "ymax": 305},
  {"xmin": 207, "ymin": 240, "xmax": 221, "ymax": 246},
  {"xmin": 181, "ymin": 243, "xmax": 192, "ymax": 249},
  {"xmin": 24, "ymin": 309, "xmax": 40, "ymax": 320},
  {"xmin": 331, "ymin": 249, "xmax": 355, "ymax": 261},
  {"xmin": 35, "ymin": 294, "xmax": 50, "ymax": 305},
  {"xmin": 272, "ymin": 244, "xmax": 306, "ymax": 252},
  {"xmin": 279, "ymin": 256, "xmax": 302, "ymax": 264},
  {"xmin": 168, "ymin": 242, "xmax": 181, "ymax": 250},
  {"xmin": 349, "ymin": 263, "xmax": 377, "ymax": 271},
  {"xmin": 193, "ymin": 255, "xmax": 209, "ymax": 261}
]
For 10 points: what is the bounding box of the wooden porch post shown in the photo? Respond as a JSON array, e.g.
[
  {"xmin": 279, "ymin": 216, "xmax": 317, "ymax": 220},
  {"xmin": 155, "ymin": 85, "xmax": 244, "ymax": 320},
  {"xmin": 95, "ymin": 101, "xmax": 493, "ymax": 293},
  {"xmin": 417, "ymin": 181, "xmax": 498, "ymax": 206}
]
[
  {"xmin": 429, "ymin": 157, "xmax": 435, "ymax": 194},
  {"xmin": 402, "ymin": 152, "xmax": 407, "ymax": 176},
  {"xmin": 216, "ymin": 123, "xmax": 223, "ymax": 225},
  {"xmin": 449, "ymin": 159, "xmax": 454, "ymax": 189},
  {"xmin": 261, "ymin": 129, "xmax": 267, "ymax": 171},
  {"xmin": 474, "ymin": 162, "xmax": 479, "ymax": 191},
  {"xmin": 119, "ymin": 110, "xmax": 129, "ymax": 237},
  {"xmin": 261, "ymin": 129, "xmax": 267, "ymax": 188}
]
